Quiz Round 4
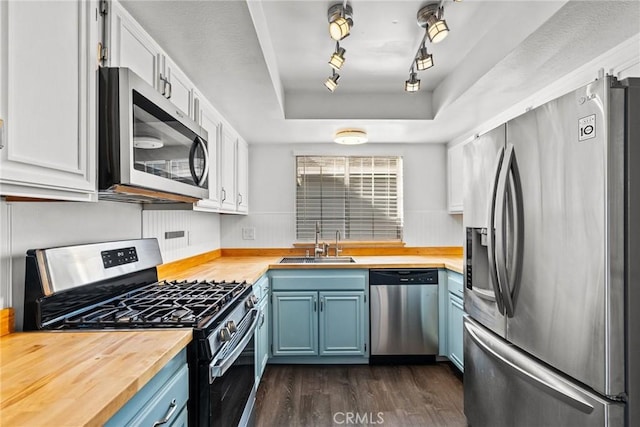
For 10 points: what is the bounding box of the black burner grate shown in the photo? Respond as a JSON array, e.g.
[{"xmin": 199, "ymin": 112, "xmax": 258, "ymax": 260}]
[{"xmin": 61, "ymin": 280, "xmax": 247, "ymax": 329}]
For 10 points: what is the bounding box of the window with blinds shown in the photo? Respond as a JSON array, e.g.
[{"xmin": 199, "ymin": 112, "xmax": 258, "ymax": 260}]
[{"xmin": 296, "ymin": 156, "xmax": 403, "ymax": 241}]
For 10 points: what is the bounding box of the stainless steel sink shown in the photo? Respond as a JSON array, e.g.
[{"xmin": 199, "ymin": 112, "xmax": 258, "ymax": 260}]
[{"xmin": 279, "ymin": 256, "xmax": 356, "ymax": 264}]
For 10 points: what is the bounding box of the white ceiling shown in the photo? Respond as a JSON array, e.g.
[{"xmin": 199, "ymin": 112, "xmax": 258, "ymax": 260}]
[{"xmin": 121, "ymin": 0, "xmax": 640, "ymax": 144}]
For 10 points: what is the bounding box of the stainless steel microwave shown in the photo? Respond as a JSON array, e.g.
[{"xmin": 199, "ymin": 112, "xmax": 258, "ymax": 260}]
[{"xmin": 98, "ymin": 67, "xmax": 209, "ymax": 203}]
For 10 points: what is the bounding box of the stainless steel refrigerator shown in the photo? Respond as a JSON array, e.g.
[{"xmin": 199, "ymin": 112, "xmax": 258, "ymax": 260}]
[{"xmin": 463, "ymin": 76, "xmax": 639, "ymax": 427}]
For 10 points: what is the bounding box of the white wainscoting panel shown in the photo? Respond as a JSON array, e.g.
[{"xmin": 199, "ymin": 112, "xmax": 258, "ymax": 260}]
[{"xmin": 143, "ymin": 210, "xmax": 221, "ymax": 262}]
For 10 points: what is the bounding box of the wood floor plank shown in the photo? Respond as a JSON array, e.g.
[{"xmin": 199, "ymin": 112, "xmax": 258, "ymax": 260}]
[{"xmin": 255, "ymin": 363, "xmax": 466, "ymax": 427}]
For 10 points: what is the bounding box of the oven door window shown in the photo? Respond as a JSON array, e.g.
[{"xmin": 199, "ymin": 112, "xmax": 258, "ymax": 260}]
[
  {"xmin": 132, "ymin": 90, "xmax": 208, "ymax": 189},
  {"xmin": 209, "ymin": 335, "xmax": 255, "ymax": 425}
]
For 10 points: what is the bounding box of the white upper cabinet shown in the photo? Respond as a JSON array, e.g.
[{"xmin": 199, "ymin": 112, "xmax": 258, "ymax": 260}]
[
  {"xmin": 163, "ymin": 56, "xmax": 193, "ymax": 119},
  {"xmin": 220, "ymin": 127, "xmax": 238, "ymax": 212},
  {"xmin": 0, "ymin": 0, "xmax": 99, "ymax": 201},
  {"xmin": 447, "ymin": 142, "xmax": 464, "ymax": 213},
  {"xmin": 106, "ymin": 1, "xmax": 195, "ymax": 118},
  {"xmin": 107, "ymin": 0, "xmax": 161, "ymax": 91},
  {"xmin": 193, "ymin": 95, "xmax": 221, "ymax": 211},
  {"xmin": 236, "ymin": 138, "xmax": 249, "ymax": 214}
]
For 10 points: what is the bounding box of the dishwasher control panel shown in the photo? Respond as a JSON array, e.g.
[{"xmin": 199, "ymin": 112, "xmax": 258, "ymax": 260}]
[{"xmin": 369, "ymin": 269, "xmax": 438, "ymax": 285}]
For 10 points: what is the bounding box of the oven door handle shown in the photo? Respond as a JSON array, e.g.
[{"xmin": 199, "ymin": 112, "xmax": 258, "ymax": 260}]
[{"xmin": 209, "ymin": 308, "xmax": 260, "ymax": 382}]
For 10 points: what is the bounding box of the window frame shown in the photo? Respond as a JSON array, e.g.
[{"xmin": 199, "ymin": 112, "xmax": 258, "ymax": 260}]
[{"xmin": 294, "ymin": 155, "xmax": 404, "ymax": 242}]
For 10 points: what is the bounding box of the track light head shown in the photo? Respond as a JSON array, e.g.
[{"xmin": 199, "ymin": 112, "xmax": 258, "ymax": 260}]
[
  {"xmin": 417, "ymin": 3, "xmax": 449, "ymax": 44},
  {"xmin": 405, "ymin": 72, "xmax": 420, "ymax": 93},
  {"xmin": 328, "ymin": 3, "xmax": 353, "ymax": 41},
  {"xmin": 415, "ymin": 46, "xmax": 434, "ymax": 71},
  {"xmin": 325, "ymin": 72, "xmax": 340, "ymax": 92},
  {"xmin": 329, "ymin": 46, "xmax": 346, "ymax": 71}
]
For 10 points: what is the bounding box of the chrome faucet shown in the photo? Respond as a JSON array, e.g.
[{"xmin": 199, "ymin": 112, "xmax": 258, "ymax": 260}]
[
  {"xmin": 335, "ymin": 230, "xmax": 342, "ymax": 257},
  {"xmin": 314, "ymin": 222, "xmax": 324, "ymax": 257}
]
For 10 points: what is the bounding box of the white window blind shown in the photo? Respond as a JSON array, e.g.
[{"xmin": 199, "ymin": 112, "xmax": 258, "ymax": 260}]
[{"xmin": 296, "ymin": 156, "xmax": 403, "ymax": 241}]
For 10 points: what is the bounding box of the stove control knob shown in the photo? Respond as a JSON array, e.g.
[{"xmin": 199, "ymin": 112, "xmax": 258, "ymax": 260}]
[
  {"xmin": 226, "ymin": 320, "xmax": 237, "ymax": 334},
  {"xmin": 219, "ymin": 327, "xmax": 231, "ymax": 343},
  {"xmin": 246, "ymin": 294, "xmax": 258, "ymax": 309}
]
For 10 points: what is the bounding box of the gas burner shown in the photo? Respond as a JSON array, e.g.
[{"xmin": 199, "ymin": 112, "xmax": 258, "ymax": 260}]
[{"xmin": 59, "ymin": 279, "xmax": 249, "ymax": 329}]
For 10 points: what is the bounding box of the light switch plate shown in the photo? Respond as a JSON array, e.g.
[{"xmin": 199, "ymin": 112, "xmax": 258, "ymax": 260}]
[{"xmin": 242, "ymin": 227, "xmax": 256, "ymax": 240}]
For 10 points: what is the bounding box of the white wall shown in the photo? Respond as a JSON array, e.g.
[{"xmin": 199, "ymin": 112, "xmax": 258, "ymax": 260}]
[
  {"xmin": 0, "ymin": 199, "xmax": 222, "ymax": 329},
  {"xmin": 221, "ymin": 143, "xmax": 463, "ymax": 248},
  {"xmin": 4, "ymin": 200, "xmax": 142, "ymax": 330}
]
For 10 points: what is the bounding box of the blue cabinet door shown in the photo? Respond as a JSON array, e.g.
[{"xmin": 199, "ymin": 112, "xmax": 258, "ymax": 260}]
[
  {"xmin": 272, "ymin": 291, "xmax": 318, "ymax": 356},
  {"xmin": 255, "ymin": 296, "xmax": 269, "ymax": 384},
  {"xmin": 448, "ymin": 292, "xmax": 464, "ymax": 372},
  {"xmin": 319, "ymin": 291, "xmax": 365, "ymax": 356}
]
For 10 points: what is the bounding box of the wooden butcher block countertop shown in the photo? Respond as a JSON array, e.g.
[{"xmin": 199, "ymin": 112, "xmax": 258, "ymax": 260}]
[
  {"xmin": 160, "ymin": 253, "xmax": 463, "ymax": 284},
  {"xmin": 0, "ymin": 329, "xmax": 192, "ymax": 426}
]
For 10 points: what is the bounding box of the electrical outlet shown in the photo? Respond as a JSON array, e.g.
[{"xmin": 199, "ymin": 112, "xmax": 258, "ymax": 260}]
[{"xmin": 242, "ymin": 227, "xmax": 256, "ymax": 240}]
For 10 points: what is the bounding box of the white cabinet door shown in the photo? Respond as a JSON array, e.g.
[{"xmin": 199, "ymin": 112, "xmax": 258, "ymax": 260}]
[
  {"xmin": 108, "ymin": 0, "xmax": 161, "ymax": 91},
  {"xmin": 164, "ymin": 56, "xmax": 193, "ymax": 118},
  {"xmin": 193, "ymin": 99, "xmax": 220, "ymax": 211},
  {"xmin": 220, "ymin": 127, "xmax": 237, "ymax": 211},
  {"xmin": 236, "ymin": 138, "xmax": 248, "ymax": 213},
  {"xmin": 0, "ymin": 0, "xmax": 98, "ymax": 201},
  {"xmin": 447, "ymin": 143, "xmax": 464, "ymax": 213}
]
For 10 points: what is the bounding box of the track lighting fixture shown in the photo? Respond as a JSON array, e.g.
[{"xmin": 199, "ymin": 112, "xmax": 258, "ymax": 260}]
[
  {"xmin": 404, "ymin": 70, "xmax": 420, "ymax": 93},
  {"xmin": 415, "ymin": 44, "xmax": 434, "ymax": 71},
  {"xmin": 325, "ymin": 70, "xmax": 340, "ymax": 92},
  {"xmin": 329, "ymin": 43, "xmax": 346, "ymax": 71},
  {"xmin": 417, "ymin": 3, "xmax": 449, "ymax": 44},
  {"xmin": 328, "ymin": 3, "xmax": 353, "ymax": 41}
]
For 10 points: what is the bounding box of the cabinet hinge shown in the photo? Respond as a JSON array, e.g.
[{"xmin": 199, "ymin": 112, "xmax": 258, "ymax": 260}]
[
  {"xmin": 99, "ymin": 0, "xmax": 108, "ymax": 16},
  {"xmin": 364, "ymin": 343, "xmax": 367, "ymax": 352},
  {"xmin": 364, "ymin": 295, "xmax": 366, "ymax": 303},
  {"xmin": 98, "ymin": 44, "xmax": 108, "ymax": 62}
]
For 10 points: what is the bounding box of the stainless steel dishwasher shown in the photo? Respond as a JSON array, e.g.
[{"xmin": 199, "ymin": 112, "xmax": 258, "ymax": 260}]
[{"xmin": 370, "ymin": 269, "xmax": 439, "ymax": 363}]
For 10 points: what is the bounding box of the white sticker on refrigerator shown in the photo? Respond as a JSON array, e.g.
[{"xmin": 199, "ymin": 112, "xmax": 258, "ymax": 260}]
[{"xmin": 578, "ymin": 115, "xmax": 596, "ymax": 142}]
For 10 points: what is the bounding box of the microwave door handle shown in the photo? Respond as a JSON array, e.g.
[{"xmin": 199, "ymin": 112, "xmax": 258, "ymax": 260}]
[
  {"xmin": 188, "ymin": 136, "xmax": 209, "ymax": 187},
  {"xmin": 196, "ymin": 136, "xmax": 209, "ymax": 186},
  {"xmin": 487, "ymin": 147, "xmax": 505, "ymax": 315}
]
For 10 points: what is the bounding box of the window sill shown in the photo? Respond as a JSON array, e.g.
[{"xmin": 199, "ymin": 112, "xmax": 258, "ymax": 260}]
[{"xmin": 293, "ymin": 240, "xmax": 406, "ymax": 249}]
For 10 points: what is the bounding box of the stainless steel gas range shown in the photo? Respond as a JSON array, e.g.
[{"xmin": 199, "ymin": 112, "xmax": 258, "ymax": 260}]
[{"xmin": 23, "ymin": 238, "xmax": 259, "ymax": 427}]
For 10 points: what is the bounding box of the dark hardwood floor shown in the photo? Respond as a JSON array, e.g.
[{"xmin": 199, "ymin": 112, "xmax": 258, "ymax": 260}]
[{"xmin": 255, "ymin": 363, "xmax": 466, "ymax": 427}]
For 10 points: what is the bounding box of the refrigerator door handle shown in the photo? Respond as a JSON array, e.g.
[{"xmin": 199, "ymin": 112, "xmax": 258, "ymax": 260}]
[
  {"xmin": 464, "ymin": 319, "xmax": 595, "ymax": 414},
  {"xmin": 495, "ymin": 144, "xmax": 524, "ymax": 318},
  {"xmin": 507, "ymin": 145, "xmax": 524, "ymax": 315},
  {"xmin": 487, "ymin": 147, "xmax": 505, "ymax": 314}
]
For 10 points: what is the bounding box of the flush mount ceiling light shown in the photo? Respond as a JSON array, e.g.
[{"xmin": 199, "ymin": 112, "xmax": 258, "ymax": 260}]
[
  {"xmin": 405, "ymin": 71, "xmax": 420, "ymax": 93},
  {"xmin": 417, "ymin": 3, "xmax": 449, "ymax": 44},
  {"xmin": 415, "ymin": 44, "xmax": 434, "ymax": 71},
  {"xmin": 334, "ymin": 129, "xmax": 368, "ymax": 145},
  {"xmin": 328, "ymin": 3, "xmax": 353, "ymax": 41},
  {"xmin": 324, "ymin": 70, "xmax": 340, "ymax": 92},
  {"xmin": 329, "ymin": 43, "xmax": 346, "ymax": 71}
]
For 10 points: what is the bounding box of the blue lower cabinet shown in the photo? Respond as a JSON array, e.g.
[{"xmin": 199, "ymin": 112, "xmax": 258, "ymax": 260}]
[
  {"xmin": 448, "ymin": 291, "xmax": 464, "ymax": 372},
  {"xmin": 255, "ymin": 296, "xmax": 270, "ymax": 384},
  {"xmin": 319, "ymin": 292, "xmax": 365, "ymax": 356},
  {"xmin": 105, "ymin": 349, "xmax": 189, "ymax": 427},
  {"xmin": 270, "ymin": 269, "xmax": 369, "ymax": 363},
  {"xmin": 272, "ymin": 290, "xmax": 366, "ymax": 358},
  {"xmin": 272, "ymin": 291, "xmax": 318, "ymax": 356}
]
